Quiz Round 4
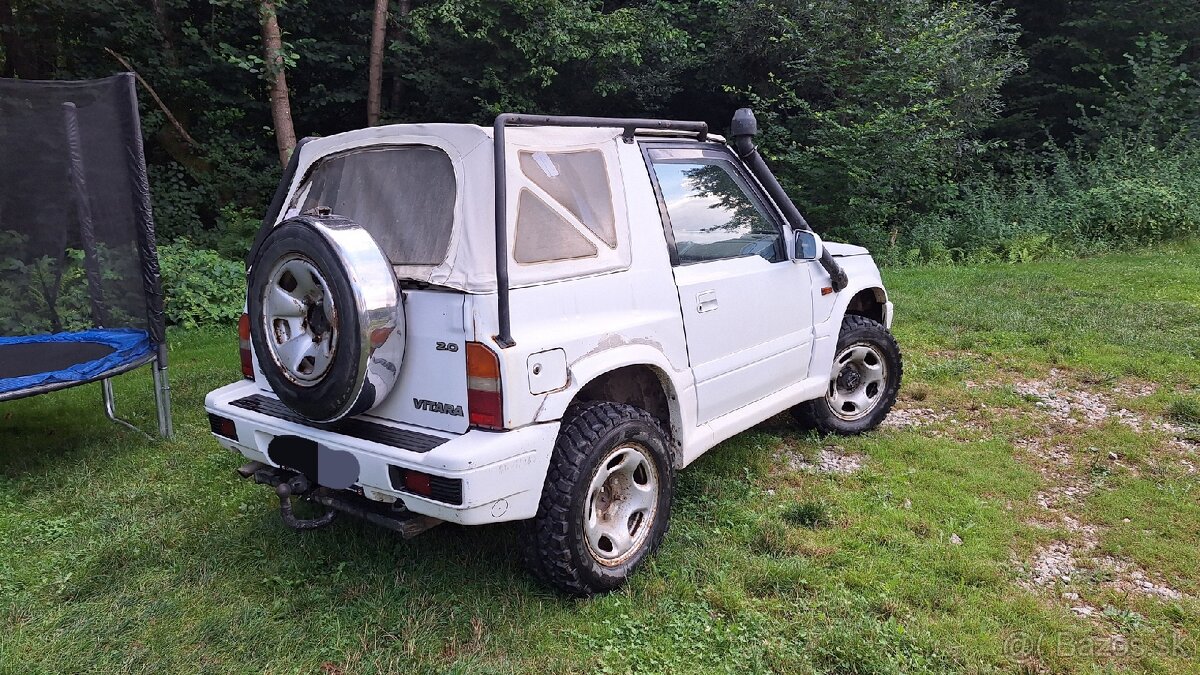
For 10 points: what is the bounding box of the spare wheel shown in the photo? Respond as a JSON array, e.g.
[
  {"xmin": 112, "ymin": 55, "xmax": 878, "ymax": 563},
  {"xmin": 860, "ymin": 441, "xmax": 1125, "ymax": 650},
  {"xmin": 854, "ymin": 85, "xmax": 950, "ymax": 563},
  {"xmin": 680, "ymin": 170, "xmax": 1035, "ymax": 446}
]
[{"xmin": 247, "ymin": 215, "xmax": 404, "ymax": 423}]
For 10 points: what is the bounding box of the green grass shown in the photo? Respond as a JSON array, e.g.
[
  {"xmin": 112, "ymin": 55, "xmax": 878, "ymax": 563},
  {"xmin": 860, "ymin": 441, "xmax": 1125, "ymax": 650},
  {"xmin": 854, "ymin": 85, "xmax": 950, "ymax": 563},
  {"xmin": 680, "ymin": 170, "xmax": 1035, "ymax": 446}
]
[{"xmin": 1, "ymin": 245, "xmax": 1198, "ymax": 673}]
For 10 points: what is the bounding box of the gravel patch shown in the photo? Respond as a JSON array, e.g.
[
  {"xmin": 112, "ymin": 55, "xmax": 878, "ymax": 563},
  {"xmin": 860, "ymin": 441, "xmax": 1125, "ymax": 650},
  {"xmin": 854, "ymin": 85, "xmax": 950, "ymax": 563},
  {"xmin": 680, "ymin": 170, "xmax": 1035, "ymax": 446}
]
[
  {"xmin": 1112, "ymin": 381, "xmax": 1159, "ymax": 398},
  {"xmin": 1093, "ymin": 556, "xmax": 1185, "ymax": 601},
  {"xmin": 1012, "ymin": 377, "xmax": 1142, "ymax": 428},
  {"xmin": 1013, "ymin": 371, "xmax": 1189, "ymax": 438},
  {"xmin": 829, "ymin": 367, "xmax": 1192, "ymax": 613},
  {"xmin": 784, "ymin": 446, "xmax": 865, "ymax": 475},
  {"xmin": 1017, "ymin": 430, "xmax": 1188, "ymax": 604},
  {"xmin": 1026, "ymin": 541, "xmax": 1087, "ymax": 589},
  {"xmin": 880, "ymin": 407, "xmax": 948, "ymax": 428}
]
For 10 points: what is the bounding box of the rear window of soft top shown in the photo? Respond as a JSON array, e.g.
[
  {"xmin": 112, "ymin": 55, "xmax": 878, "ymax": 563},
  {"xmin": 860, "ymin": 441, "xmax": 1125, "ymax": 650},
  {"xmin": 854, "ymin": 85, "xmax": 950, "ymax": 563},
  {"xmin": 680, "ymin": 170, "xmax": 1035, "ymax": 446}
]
[{"xmin": 292, "ymin": 145, "xmax": 456, "ymax": 266}]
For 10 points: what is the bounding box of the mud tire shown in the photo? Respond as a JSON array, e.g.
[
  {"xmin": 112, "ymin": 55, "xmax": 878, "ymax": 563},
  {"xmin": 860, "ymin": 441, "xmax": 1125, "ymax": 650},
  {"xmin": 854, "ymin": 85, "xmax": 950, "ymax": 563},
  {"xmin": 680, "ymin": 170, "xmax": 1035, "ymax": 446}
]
[{"xmin": 520, "ymin": 401, "xmax": 675, "ymax": 596}]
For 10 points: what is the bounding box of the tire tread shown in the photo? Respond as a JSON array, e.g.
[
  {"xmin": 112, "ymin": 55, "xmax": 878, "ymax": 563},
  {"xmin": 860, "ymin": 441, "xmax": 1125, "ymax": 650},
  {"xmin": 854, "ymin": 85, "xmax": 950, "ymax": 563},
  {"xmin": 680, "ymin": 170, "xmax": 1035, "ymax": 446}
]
[{"xmin": 519, "ymin": 401, "xmax": 672, "ymax": 596}]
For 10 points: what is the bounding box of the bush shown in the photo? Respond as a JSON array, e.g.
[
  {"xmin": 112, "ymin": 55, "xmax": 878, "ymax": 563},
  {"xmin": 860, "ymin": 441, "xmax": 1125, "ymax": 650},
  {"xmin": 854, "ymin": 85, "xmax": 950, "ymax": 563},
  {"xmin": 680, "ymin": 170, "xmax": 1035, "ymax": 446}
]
[
  {"xmin": 863, "ymin": 32, "xmax": 1200, "ymax": 266},
  {"xmin": 732, "ymin": 0, "xmax": 1025, "ymax": 247},
  {"xmin": 887, "ymin": 137, "xmax": 1200, "ymax": 265},
  {"xmin": 158, "ymin": 240, "xmax": 245, "ymax": 329}
]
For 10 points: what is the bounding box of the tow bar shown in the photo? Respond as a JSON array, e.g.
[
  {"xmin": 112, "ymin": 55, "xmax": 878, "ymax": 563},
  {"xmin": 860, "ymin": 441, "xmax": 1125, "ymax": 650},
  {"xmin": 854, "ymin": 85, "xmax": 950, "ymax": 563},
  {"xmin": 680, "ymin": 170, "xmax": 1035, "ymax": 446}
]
[{"xmin": 237, "ymin": 461, "xmax": 443, "ymax": 538}]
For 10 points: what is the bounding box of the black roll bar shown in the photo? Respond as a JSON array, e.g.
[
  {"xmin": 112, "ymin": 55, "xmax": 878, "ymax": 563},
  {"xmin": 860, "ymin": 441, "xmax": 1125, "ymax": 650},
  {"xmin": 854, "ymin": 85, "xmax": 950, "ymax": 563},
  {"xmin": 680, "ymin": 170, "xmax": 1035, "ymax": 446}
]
[{"xmin": 491, "ymin": 114, "xmax": 709, "ymax": 348}]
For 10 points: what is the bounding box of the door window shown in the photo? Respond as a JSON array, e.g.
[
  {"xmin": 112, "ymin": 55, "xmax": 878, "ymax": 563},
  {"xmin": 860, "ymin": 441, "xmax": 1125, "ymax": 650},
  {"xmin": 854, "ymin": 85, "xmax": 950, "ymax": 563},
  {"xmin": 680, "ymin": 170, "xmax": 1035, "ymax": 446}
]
[{"xmin": 648, "ymin": 150, "xmax": 783, "ymax": 265}]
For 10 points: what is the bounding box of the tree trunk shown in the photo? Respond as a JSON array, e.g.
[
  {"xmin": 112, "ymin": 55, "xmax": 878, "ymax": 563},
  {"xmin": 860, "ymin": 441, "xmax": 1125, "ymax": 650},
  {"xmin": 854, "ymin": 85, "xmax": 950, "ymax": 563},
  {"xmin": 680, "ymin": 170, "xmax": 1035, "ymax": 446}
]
[
  {"xmin": 260, "ymin": 0, "xmax": 297, "ymax": 166},
  {"xmin": 387, "ymin": 0, "xmax": 412, "ymax": 118},
  {"xmin": 149, "ymin": 0, "xmax": 179, "ymax": 68},
  {"xmin": 366, "ymin": 0, "xmax": 388, "ymax": 126},
  {"xmin": 0, "ymin": 0, "xmax": 27, "ymax": 78}
]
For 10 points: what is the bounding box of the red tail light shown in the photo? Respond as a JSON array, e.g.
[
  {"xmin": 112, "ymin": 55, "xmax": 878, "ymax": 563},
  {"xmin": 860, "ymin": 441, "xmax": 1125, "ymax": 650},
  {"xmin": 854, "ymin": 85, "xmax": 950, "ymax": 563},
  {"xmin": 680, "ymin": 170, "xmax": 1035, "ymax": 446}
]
[
  {"xmin": 466, "ymin": 342, "xmax": 503, "ymax": 429},
  {"xmin": 238, "ymin": 313, "xmax": 254, "ymax": 379},
  {"xmin": 403, "ymin": 470, "xmax": 433, "ymax": 496}
]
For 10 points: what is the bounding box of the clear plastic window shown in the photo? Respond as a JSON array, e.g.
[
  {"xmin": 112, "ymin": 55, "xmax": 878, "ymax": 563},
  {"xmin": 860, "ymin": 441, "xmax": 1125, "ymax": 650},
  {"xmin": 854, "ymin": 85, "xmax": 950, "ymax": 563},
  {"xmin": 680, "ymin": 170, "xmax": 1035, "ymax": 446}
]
[
  {"xmin": 650, "ymin": 159, "xmax": 782, "ymax": 264},
  {"xmin": 518, "ymin": 150, "xmax": 617, "ymax": 248},
  {"xmin": 295, "ymin": 145, "xmax": 456, "ymax": 266},
  {"xmin": 513, "ymin": 190, "xmax": 598, "ymax": 264}
]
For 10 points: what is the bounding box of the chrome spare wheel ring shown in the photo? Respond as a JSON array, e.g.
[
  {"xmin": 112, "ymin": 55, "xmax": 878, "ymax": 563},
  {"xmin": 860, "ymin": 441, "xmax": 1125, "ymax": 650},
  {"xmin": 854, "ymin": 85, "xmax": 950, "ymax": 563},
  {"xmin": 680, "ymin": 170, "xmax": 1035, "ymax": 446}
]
[
  {"xmin": 263, "ymin": 254, "xmax": 339, "ymax": 386},
  {"xmin": 828, "ymin": 342, "xmax": 888, "ymax": 421},
  {"xmin": 584, "ymin": 444, "xmax": 659, "ymax": 566}
]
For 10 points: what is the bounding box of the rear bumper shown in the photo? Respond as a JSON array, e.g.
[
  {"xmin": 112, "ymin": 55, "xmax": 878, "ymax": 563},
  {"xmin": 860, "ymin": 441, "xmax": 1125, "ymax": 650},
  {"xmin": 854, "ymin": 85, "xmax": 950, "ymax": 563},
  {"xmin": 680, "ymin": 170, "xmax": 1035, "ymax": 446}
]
[{"xmin": 204, "ymin": 380, "xmax": 558, "ymax": 525}]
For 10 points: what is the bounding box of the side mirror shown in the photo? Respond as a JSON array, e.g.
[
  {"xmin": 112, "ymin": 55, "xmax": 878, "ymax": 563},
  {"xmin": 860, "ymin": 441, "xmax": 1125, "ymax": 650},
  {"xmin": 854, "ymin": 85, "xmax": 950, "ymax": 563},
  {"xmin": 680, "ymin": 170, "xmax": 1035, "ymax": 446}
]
[{"xmin": 794, "ymin": 230, "xmax": 823, "ymax": 261}]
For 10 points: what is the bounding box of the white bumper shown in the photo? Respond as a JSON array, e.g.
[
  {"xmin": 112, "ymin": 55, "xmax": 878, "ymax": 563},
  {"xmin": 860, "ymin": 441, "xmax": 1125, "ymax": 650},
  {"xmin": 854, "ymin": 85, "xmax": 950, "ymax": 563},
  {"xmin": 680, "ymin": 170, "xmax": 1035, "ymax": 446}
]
[{"xmin": 204, "ymin": 380, "xmax": 558, "ymax": 525}]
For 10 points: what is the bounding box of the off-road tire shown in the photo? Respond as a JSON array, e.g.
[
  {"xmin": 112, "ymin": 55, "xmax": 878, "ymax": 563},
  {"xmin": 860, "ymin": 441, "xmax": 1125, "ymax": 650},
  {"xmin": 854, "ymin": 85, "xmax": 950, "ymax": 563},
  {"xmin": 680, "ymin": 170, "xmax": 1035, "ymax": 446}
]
[
  {"xmin": 792, "ymin": 315, "xmax": 902, "ymax": 435},
  {"xmin": 520, "ymin": 401, "xmax": 675, "ymax": 596}
]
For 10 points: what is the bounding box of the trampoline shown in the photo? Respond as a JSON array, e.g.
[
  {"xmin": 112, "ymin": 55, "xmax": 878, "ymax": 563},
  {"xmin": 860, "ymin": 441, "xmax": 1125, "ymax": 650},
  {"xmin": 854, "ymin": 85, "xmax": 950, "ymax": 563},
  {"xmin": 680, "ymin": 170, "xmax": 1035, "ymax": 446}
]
[{"xmin": 0, "ymin": 74, "xmax": 172, "ymax": 437}]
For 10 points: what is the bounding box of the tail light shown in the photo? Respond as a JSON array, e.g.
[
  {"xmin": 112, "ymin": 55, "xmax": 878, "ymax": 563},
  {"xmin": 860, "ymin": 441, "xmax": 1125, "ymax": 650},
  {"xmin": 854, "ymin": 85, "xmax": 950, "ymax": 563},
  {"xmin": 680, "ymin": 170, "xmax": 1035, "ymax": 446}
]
[
  {"xmin": 466, "ymin": 341, "xmax": 503, "ymax": 429},
  {"xmin": 208, "ymin": 413, "xmax": 238, "ymax": 441},
  {"xmin": 388, "ymin": 466, "xmax": 464, "ymax": 505},
  {"xmin": 238, "ymin": 313, "xmax": 254, "ymax": 379}
]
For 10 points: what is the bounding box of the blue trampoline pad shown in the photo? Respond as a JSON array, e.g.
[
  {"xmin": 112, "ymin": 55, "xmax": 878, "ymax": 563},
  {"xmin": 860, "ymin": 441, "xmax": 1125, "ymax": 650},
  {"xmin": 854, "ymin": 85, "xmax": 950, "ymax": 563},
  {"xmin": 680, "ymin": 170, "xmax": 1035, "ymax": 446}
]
[{"xmin": 0, "ymin": 328, "xmax": 152, "ymax": 396}]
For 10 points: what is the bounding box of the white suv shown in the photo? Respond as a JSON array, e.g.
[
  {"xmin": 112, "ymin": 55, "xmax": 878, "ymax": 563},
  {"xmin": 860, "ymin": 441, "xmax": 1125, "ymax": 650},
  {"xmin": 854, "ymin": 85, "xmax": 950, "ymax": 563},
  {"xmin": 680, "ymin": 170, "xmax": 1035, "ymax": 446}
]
[{"xmin": 205, "ymin": 109, "xmax": 901, "ymax": 595}]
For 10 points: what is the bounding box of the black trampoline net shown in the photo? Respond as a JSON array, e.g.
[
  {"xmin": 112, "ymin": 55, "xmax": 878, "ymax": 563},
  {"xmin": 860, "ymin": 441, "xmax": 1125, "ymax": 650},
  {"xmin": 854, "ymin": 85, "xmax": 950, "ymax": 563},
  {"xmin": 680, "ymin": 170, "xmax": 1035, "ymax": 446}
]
[{"xmin": 0, "ymin": 74, "xmax": 164, "ymax": 343}]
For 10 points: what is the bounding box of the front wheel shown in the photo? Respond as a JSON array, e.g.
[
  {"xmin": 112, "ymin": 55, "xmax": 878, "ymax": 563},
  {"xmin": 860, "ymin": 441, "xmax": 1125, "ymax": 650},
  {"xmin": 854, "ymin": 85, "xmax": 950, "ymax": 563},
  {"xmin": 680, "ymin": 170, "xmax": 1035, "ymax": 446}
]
[
  {"xmin": 520, "ymin": 401, "xmax": 675, "ymax": 596},
  {"xmin": 792, "ymin": 315, "xmax": 902, "ymax": 435}
]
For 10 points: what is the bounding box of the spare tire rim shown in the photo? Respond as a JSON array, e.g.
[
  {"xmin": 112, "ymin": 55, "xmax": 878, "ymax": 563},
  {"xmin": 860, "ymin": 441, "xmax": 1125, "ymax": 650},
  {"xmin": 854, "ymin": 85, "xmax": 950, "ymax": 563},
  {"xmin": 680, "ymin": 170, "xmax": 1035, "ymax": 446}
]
[
  {"xmin": 262, "ymin": 254, "xmax": 339, "ymax": 386},
  {"xmin": 827, "ymin": 342, "xmax": 888, "ymax": 421},
  {"xmin": 584, "ymin": 443, "xmax": 659, "ymax": 566}
]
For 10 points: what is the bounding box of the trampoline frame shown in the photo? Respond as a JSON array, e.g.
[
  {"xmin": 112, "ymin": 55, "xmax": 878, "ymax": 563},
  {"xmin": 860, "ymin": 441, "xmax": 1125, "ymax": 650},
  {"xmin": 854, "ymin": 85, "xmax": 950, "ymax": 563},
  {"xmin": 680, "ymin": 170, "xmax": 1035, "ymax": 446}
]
[
  {"xmin": 0, "ymin": 74, "xmax": 173, "ymax": 439},
  {"xmin": 1, "ymin": 350, "xmax": 173, "ymax": 439}
]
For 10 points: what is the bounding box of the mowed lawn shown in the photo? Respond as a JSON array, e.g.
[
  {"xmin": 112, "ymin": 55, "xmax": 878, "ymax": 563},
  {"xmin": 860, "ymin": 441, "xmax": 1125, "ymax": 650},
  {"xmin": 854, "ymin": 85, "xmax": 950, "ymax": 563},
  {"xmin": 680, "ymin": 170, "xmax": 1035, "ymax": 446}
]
[{"xmin": 2, "ymin": 244, "xmax": 1198, "ymax": 674}]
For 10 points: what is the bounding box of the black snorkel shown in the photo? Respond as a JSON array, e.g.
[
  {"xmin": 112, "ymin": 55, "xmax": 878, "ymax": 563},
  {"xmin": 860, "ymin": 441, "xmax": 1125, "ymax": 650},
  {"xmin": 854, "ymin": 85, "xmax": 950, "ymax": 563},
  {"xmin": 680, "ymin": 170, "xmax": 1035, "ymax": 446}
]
[{"xmin": 729, "ymin": 108, "xmax": 848, "ymax": 291}]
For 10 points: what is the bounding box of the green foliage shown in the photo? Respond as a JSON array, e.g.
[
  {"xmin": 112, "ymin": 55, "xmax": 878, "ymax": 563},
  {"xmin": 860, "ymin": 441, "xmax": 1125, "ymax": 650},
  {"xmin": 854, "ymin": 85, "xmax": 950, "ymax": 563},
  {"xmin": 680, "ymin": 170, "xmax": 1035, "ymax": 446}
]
[
  {"xmin": 728, "ymin": 0, "xmax": 1025, "ymax": 245},
  {"xmin": 0, "ymin": 230, "xmax": 57, "ymax": 335},
  {"xmin": 892, "ymin": 136, "xmax": 1200, "ymax": 265},
  {"xmin": 1072, "ymin": 33, "xmax": 1200, "ymax": 147},
  {"xmin": 2, "ymin": 0, "xmax": 1199, "ymax": 271},
  {"xmin": 404, "ymin": 0, "xmax": 692, "ymax": 118},
  {"xmin": 1, "ymin": 233, "xmax": 239, "ymax": 333},
  {"xmin": 157, "ymin": 240, "xmax": 245, "ymax": 329},
  {"xmin": 996, "ymin": 0, "xmax": 1200, "ymax": 146},
  {"xmin": 0, "ymin": 231, "xmax": 143, "ymax": 335}
]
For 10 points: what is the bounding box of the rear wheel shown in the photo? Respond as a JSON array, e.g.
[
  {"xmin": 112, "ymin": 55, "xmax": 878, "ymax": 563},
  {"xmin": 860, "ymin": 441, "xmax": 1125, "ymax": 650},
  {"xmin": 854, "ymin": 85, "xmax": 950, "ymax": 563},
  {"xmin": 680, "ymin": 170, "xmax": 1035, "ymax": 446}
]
[
  {"xmin": 520, "ymin": 401, "xmax": 674, "ymax": 596},
  {"xmin": 792, "ymin": 315, "xmax": 901, "ymax": 435}
]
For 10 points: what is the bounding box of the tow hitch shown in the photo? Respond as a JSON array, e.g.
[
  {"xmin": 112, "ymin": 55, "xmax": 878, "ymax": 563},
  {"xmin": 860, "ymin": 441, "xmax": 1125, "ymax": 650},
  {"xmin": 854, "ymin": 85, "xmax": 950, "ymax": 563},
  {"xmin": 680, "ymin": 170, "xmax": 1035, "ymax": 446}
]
[{"xmin": 237, "ymin": 461, "xmax": 443, "ymax": 538}]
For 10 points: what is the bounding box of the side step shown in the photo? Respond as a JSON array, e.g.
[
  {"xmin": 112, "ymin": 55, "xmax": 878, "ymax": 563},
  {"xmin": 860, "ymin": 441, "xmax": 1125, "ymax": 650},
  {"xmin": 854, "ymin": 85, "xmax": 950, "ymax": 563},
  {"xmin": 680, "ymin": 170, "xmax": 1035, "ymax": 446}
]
[{"xmin": 237, "ymin": 461, "xmax": 443, "ymax": 539}]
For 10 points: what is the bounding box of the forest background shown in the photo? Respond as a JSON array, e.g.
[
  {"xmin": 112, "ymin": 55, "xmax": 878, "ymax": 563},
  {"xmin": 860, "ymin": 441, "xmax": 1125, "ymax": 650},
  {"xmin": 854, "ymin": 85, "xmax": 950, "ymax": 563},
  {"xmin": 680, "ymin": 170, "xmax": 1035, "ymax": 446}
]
[{"xmin": 1, "ymin": 0, "xmax": 1197, "ymax": 327}]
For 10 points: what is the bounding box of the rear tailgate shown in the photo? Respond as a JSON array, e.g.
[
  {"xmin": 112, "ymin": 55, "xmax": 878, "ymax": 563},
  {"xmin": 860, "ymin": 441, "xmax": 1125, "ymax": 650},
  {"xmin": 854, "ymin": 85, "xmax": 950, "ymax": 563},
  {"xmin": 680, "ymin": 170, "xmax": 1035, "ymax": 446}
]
[{"xmin": 364, "ymin": 288, "xmax": 470, "ymax": 433}]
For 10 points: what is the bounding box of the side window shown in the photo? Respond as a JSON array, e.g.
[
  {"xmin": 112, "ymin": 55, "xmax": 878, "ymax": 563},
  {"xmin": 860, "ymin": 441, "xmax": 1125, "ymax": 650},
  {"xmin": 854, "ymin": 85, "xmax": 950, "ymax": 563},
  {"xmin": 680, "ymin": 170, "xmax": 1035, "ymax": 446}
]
[
  {"xmin": 513, "ymin": 149, "xmax": 615, "ymax": 265},
  {"xmin": 513, "ymin": 190, "xmax": 598, "ymax": 264},
  {"xmin": 649, "ymin": 154, "xmax": 782, "ymax": 265},
  {"xmin": 519, "ymin": 150, "xmax": 617, "ymax": 248}
]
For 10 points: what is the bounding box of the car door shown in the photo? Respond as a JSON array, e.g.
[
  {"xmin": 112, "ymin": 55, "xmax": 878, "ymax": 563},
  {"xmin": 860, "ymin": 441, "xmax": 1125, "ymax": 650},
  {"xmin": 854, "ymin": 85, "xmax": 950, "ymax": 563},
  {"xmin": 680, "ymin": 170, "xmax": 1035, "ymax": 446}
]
[{"xmin": 643, "ymin": 143, "xmax": 815, "ymax": 424}]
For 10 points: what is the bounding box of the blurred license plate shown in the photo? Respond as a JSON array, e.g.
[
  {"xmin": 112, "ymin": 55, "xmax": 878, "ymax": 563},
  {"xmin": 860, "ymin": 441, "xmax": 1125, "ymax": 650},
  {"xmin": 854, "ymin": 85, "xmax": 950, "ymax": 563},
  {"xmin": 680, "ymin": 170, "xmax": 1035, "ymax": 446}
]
[{"xmin": 266, "ymin": 435, "xmax": 359, "ymax": 490}]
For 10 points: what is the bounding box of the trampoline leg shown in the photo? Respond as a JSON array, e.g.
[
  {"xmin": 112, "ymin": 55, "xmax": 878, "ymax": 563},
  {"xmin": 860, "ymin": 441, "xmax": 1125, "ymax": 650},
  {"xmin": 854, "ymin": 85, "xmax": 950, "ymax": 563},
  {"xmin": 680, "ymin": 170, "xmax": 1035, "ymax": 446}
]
[
  {"xmin": 102, "ymin": 378, "xmax": 153, "ymax": 440},
  {"xmin": 152, "ymin": 359, "xmax": 173, "ymax": 439}
]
